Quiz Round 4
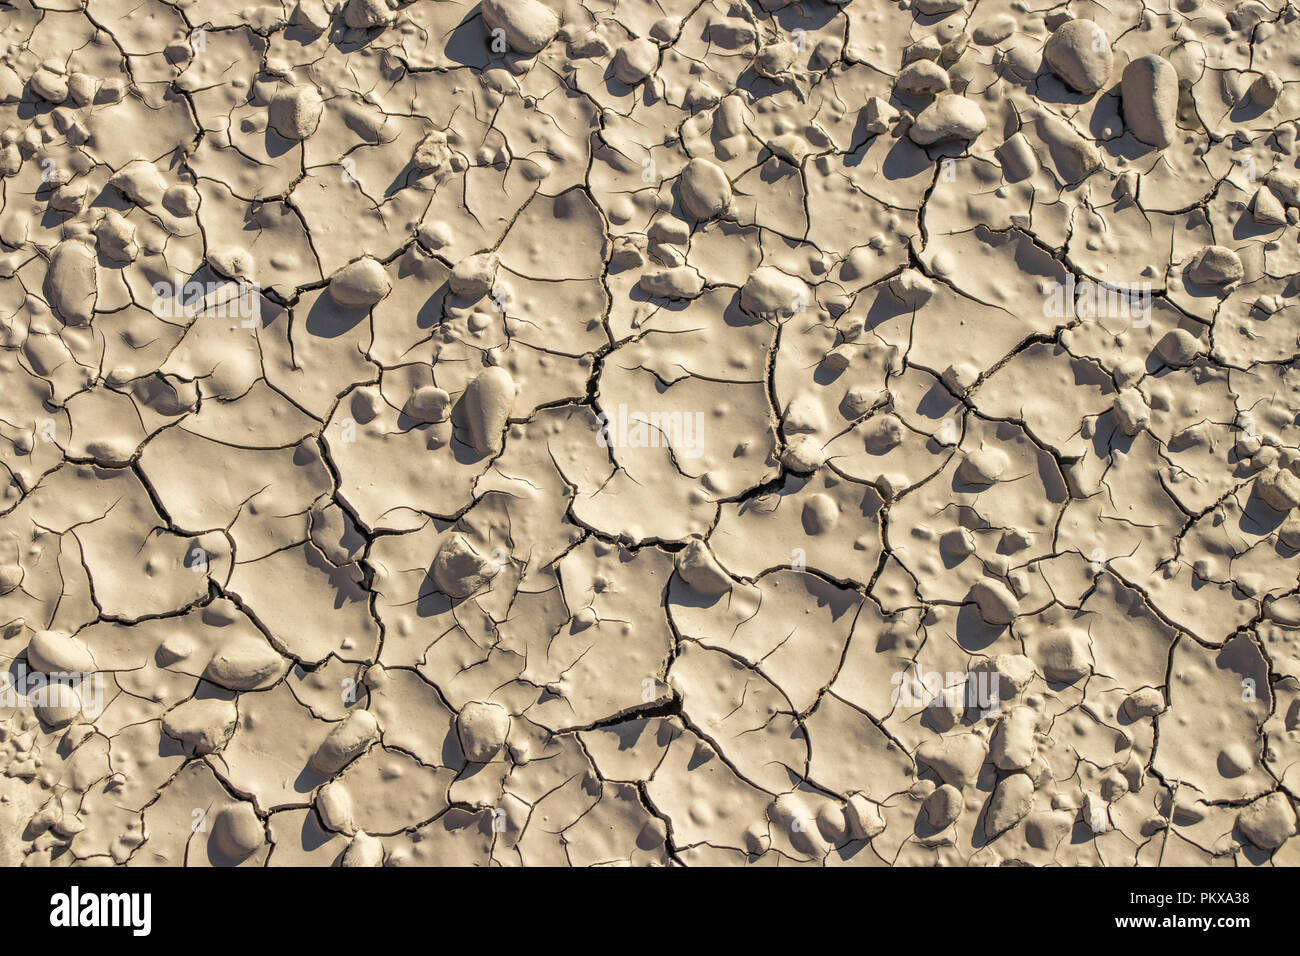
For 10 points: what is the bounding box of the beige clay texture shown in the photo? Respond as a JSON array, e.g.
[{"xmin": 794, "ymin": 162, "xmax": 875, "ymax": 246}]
[{"xmin": 0, "ymin": 0, "xmax": 1298, "ymax": 867}]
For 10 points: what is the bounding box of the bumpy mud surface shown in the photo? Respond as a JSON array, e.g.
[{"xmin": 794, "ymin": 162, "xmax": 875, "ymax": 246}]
[{"xmin": 1, "ymin": 0, "xmax": 1300, "ymax": 867}]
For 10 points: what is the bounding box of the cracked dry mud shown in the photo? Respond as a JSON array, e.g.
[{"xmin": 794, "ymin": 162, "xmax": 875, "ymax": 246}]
[{"xmin": 1, "ymin": 0, "xmax": 1300, "ymax": 870}]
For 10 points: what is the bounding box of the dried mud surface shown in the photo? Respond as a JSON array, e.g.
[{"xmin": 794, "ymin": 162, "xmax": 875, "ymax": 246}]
[{"xmin": 1, "ymin": 0, "xmax": 1300, "ymax": 867}]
